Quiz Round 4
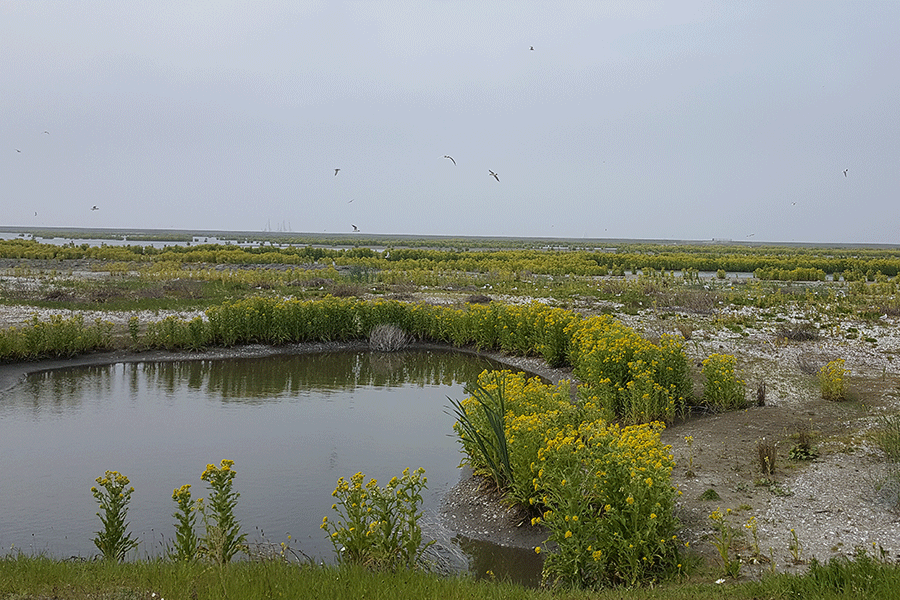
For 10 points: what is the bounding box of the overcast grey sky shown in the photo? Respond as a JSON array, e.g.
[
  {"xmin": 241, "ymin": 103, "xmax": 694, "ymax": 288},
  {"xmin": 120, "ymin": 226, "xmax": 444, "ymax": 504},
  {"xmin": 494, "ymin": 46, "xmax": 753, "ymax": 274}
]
[{"xmin": 2, "ymin": 1, "xmax": 898, "ymax": 243}]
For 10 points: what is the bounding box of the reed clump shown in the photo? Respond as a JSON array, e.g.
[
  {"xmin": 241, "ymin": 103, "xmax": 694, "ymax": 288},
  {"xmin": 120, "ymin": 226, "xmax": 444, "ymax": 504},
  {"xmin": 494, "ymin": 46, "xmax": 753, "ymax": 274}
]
[{"xmin": 369, "ymin": 323, "xmax": 411, "ymax": 352}]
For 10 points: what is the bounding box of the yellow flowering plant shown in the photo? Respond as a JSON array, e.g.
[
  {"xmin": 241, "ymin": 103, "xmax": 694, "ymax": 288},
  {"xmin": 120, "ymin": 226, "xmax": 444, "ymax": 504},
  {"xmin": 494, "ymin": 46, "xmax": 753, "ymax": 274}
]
[
  {"xmin": 321, "ymin": 467, "xmax": 433, "ymax": 570},
  {"xmin": 701, "ymin": 353, "xmax": 747, "ymax": 411},
  {"xmin": 451, "ymin": 370, "xmax": 579, "ymax": 504},
  {"xmin": 90, "ymin": 470, "xmax": 139, "ymax": 562},
  {"xmin": 534, "ymin": 421, "xmax": 681, "ymax": 588},
  {"xmin": 198, "ymin": 459, "xmax": 247, "ymax": 564},
  {"xmin": 818, "ymin": 358, "xmax": 848, "ymax": 401},
  {"xmin": 170, "ymin": 484, "xmax": 199, "ymax": 562},
  {"xmin": 709, "ymin": 508, "xmax": 741, "ymax": 578},
  {"xmin": 569, "ymin": 316, "xmax": 691, "ymax": 424}
]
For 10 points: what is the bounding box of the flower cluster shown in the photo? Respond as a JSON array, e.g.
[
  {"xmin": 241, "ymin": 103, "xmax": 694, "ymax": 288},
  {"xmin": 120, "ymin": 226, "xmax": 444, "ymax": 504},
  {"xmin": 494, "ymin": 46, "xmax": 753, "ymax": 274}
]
[
  {"xmin": 569, "ymin": 316, "xmax": 691, "ymax": 424},
  {"xmin": 818, "ymin": 358, "xmax": 848, "ymax": 401},
  {"xmin": 701, "ymin": 353, "xmax": 747, "ymax": 410},
  {"xmin": 452, "ymin": 369, "xmax": 682, "ymax": 588},
  {"xmin": 91, "ymin": 470, "xmax": 139, "ymax": 562},
  {"xmin": 321, "ymin": 468, "xmax": 432, "ymax": 570}
]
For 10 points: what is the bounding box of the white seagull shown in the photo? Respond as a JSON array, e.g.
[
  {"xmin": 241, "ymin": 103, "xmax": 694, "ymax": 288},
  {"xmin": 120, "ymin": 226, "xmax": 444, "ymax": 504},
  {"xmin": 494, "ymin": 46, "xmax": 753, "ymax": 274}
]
[
  {"xmin": 489, "ymin": 170, "xmax": 500, "ymax": 182},
  {"xmin": 352, "ymin": 224, "xmax": 359, "ymax": 232}
]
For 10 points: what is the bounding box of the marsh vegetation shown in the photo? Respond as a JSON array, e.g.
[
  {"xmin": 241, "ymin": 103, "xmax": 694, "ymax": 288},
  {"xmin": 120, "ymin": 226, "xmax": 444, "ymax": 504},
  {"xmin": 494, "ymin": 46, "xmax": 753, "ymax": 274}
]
[{"xmin": 3, "ymin": 233, "xmax": 900, "ymax": 597}]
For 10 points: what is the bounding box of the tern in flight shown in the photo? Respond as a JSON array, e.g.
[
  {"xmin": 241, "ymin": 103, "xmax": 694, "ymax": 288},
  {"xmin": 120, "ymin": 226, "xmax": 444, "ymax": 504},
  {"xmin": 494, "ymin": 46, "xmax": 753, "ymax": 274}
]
[
  {"xmin": 91, "ymin": 205, "xmax": 99, "ymax": 211},
  {"xmin": 352, "ymin": 224, "xmax": 359, "ymax": 232},
  {"xmin": 43, "ymin": 130, "xmax": 49, "ymax": 135},
  {"xmin": 334, "ymin": 168, "xmax": 340, "ymax": 176},
  {"xmin": 15, "ymin": 149, "xmax": 21, "ymax": 153},
  {"xmin": 443, "ymin": 155, "xmax": 456, "ymax": 165},
  {"xmin": 843, "ymin": 169, "xmax": 849, "ymax": 177},
  {"xmin": 489, "ymin": 170, "xmax": 500, "ymax": 182},
  {"xmin": 530, "ymin": 46, "xmax": 534, "ymax": 51}
]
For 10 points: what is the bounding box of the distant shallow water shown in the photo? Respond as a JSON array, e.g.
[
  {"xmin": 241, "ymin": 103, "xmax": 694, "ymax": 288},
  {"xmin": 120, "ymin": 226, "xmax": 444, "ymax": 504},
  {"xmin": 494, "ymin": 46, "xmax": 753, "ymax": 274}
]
[{"xmin": 0, "ymin": 349, "xmax": 502, "ymax": 563}]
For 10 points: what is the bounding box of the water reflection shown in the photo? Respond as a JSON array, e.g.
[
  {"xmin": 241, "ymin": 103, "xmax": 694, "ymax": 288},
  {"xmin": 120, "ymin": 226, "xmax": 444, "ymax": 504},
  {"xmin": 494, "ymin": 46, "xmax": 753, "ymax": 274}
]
[
  {"xmin": 456, "ymin": 536, "xmax": 544, "ymax": 588},
  {"xmin": 0, "ymin": 349, "xmax": 541, "ymax": 583}
]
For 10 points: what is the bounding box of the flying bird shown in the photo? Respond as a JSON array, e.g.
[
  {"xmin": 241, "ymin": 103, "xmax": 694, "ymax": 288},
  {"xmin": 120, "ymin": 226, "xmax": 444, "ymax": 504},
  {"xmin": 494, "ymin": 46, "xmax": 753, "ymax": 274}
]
[
  {"xmin": 530, "ymin": 46, "xmax": 534, "ymax": 51},
  {"xmin": 443, "ymin": 155, "xmax": 456, "ymax": 165},
  {"xmin": 42, "ymin": 130, "xmax": 49, "ymax": 135},
  {"xmin": 352, "ymin": 224, "xmax": 359, "ymax": 232},
  {"xmin": 843, "ymin": 169, "xmax": 849, "ymax": 177},
  {"xmin": 15, "ymin": 149, "xmax": 21, "ymax": 153},
  {"xmin": 91, "ymin": 205, "xmax": 99, "ymax": 211},
  {"xmin": 489, "ymin": 170, "xmax": 500, "ymax": 182},
  {"xmin": 334, "ymin": 168, "xmax": 340, "ymax": 176},
  {"xmin": 348, "ymin": 199, "xmax": 354, "ymax": 203}
]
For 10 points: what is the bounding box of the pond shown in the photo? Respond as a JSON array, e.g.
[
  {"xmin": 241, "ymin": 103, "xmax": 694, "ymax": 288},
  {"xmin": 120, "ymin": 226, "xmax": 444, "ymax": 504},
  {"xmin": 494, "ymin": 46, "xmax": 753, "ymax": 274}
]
[{"xmin": 0, "ymin": 349, "xmax": 541, "ymax": 583}]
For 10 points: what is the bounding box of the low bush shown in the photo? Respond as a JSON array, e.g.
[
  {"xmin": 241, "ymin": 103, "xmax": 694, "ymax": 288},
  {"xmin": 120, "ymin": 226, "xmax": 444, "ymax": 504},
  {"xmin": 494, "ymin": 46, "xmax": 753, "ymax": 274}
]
[
  {"xmin": 701, "ymin": 353, "xmax": 747, "ymax": 411},
  {"xmin": 451, "ymin": 370, "xmax": 681, "ymax": 588},
  {"xmin": 368, "ymin": 323, "xmax": 410, "ymax": 351},
  {"xmin": 818, "ymin": 359, "xmax": 848, "ymax": 401},
  {"xmin": 321, "ymin": 468, "xmax": 432, "ymax": 571},
  {"xmin": 533, "ymin": 420, "xmax": 681, "ymax": 588}
]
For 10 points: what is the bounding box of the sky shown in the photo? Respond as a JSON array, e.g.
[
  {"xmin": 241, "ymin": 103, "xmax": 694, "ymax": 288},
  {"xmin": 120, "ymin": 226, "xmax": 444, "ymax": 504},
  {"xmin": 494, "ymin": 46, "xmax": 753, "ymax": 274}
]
[{"xmin": 2, "ymin": 1, "xmax": 898, "ymax": 244}]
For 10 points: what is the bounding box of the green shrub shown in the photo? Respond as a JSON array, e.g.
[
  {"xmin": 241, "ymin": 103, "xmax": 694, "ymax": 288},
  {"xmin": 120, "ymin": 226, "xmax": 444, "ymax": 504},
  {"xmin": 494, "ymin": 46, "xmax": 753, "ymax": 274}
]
[
  {"xmin": 818, "ymin": 359, "xmax": 848, "ymax": 401},
  {"xmin": 702, "ymin": 353, "xmax": 747, "ymax": 410},
  {"xmin": 321, "ymin": 468, "xmax": 433, "ymax": 570},
  {"xmin": 533, "ymin": 421, "xmax": 681, "ymax": 588},
  {"xmin": 569, "ymin": 316, "xmax": 691, "ymax": 424}
]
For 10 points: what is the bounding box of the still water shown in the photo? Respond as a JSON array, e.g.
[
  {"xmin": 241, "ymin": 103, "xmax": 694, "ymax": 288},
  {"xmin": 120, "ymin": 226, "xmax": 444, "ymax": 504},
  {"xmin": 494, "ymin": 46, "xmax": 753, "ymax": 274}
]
[{"xmin": 0, "ymin": 350, "xmax": 537, "ymax": 576}]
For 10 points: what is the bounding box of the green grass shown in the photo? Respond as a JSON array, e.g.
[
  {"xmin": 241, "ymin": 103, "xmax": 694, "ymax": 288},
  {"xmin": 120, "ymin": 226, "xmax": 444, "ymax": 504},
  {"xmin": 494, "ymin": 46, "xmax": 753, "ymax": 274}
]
[{"xmin": 4, "ymin": 552, "xmax": 900, "ymax": 600}]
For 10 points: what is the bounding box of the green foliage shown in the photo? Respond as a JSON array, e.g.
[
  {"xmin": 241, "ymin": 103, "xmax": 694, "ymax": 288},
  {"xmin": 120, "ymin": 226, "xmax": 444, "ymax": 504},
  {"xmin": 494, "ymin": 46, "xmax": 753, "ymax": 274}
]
[
  {"xmin": 818, "ymin": 359, "xmax": 848, "ymax": 401},
  {"xmin": 451, "ymin": 370, "xmax": 578, "ymax": 504},
  {"xmin": 569, "ymin": 316, "xmax": 691, "ymax": 424},
  {"xmin": 708, "ymin": 508, "xmax": 741, "ymax": 578},
  {"xmin": 90, "ymin": 471, "xmax": 139, "ymax": 562},
  {"xmin": 699, "ymin": 488, "xmax": 721, "ymax": 501},
  {"xmin": 199, "ymin": 459, "xmax": 247, "ymax": 565},
  {"xmin": 143, "ymin": 315, "xmax": 209, "ymax": 350},
  {"xmin": 701, "ymin": 353, "xmax": 747, "ymax": 410},
  {"xmin": 448, "ymin": 376, "xmax": 515, "ymax": 493},
  {"xmin": 321, "ymin": 468, "xmax": 433, "ymax": 571},
  {"xmin": 534, "ymin": 421, "xmax": 681, "ymax": 588},
  {"xmin": 0, "ymin": 314, "xmax": 113, "ymax": 361},
  {"xmin": 170, "ymin": 484, "xmax": 200, "ymax": 562},
  {"xmin": 874, "ymin": 415, "xmax": 900, "ymax": 462}
]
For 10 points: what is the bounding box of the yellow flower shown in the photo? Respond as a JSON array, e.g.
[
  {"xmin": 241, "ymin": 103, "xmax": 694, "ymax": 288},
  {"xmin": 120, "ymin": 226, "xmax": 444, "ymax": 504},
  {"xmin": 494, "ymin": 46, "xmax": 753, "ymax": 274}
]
[
  {"xmin": 564, "ymin": 530, "xmax": 573, "ymax": 539},
  {"xmin": 534, "ymin": 546, "xmax": 541, "ymax": 554}
]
